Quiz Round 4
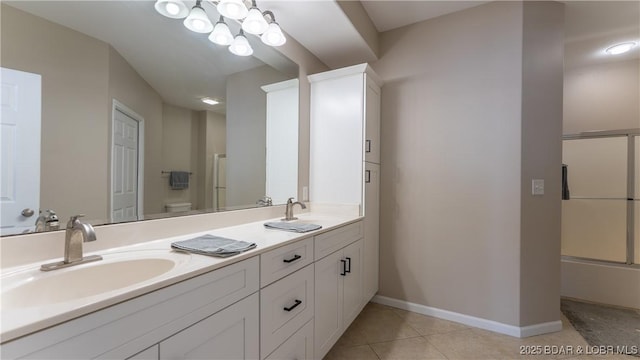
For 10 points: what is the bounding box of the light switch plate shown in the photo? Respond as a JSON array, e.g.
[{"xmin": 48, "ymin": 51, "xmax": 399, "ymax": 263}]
[{"xmin": 532, "ymin": 179, "xmax": 544, "ymax": 196}]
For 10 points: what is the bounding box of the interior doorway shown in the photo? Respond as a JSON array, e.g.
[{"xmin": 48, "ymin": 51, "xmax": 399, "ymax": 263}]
[{"xmin": 110, "ymin": 100, "xmax": 144, "ymax": 223}]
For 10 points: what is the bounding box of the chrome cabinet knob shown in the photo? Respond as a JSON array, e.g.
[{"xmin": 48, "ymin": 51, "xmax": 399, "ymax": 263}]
[{"xmin": 21, "ymin": 208, "xmax": 35, "ymax": 217}]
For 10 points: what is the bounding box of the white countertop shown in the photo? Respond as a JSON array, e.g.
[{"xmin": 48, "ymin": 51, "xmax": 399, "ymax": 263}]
[{"xmin": 0, "ymin": 212, "xmax": 361, "ymax": 343}]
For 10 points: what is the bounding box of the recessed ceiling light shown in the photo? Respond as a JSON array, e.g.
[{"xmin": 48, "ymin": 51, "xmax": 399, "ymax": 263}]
[
  {"xmin": 605, "ymin": 42, "xmax": 637, "ymax": 55},
  {"xmin": 201, "ymin": 98, "xmax": 220, "ymax": 105}
]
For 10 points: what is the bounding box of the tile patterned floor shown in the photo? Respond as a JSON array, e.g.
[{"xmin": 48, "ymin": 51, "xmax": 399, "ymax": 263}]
[{"xmin": 324, "ymin": 302, "xmax": 638, "ymax": 360}]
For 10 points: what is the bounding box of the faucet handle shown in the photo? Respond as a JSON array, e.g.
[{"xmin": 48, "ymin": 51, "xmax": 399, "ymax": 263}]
[
  {"xmin": 67, "ymin": 214, "xmax": 86, "ymax": 227},
  {"xmin": 287, "ymin": 197, "xmax": 294, "ymax": 204}
]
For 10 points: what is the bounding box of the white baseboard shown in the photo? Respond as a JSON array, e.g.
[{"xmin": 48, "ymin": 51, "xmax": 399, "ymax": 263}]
[{"xmin": 371, "ymin": 295, "xmax": 562, "ymax": 338}]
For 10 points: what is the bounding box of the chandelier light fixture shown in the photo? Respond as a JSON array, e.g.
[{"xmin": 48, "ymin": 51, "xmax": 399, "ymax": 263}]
[
  {"xmin": 154, "ymin": 0, "xmax": 286, "ymax": 57},
  {"xmin": 183, "ymin": 0, "xmax": 214, "ymax": 33},
  {"xmin": 209, "ymin": 16, "xmax": 234, "ymax": 45}
]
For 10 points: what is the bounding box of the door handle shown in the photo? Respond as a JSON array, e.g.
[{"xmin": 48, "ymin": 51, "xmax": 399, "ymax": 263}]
[
  {"xmin": 284, "ymin": 299, "xmax": 302, "ymax": 312},
  {"xmin": 21, "ymin": 208, "xmax": 35, "ymax": 217},
  {"xmin": 340, "ymin": 259, "xmax": 347, "ymax": 276},
  {"xmin": 365, "ymin": 140, "xmax": 371, "ymax": 153},
  {"xmin": 283, "ymin": 254, "xmax": 301, "ymax": 263},
  {"xmin": 345, "ymin": 257, "xmax": 351, "ymax": 273}
]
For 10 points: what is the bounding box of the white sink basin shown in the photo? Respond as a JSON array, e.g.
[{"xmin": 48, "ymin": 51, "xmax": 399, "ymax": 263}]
[{"xmin": 2, "ymin": 250, "xmax": 191, "ymax": 308}]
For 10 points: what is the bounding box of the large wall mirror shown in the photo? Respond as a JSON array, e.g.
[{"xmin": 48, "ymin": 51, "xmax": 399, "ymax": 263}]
[{"xmin": 0, "ymin": 1, "xmax": 299, "ymax": 236}]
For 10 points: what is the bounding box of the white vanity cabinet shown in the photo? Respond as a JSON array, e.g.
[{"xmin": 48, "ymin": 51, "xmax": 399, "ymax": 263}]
[
  {"xmin": 259, "ymin": 238, "xmax": 315, "ymax": 359},
  {"xmin": 309, "ymin": 63, "xmax": 383, "ymax": 309},
  {"xmin": 312, "ymin": 221, "xmax": 365, "ymax": 359},
  {"xmin": 363, "ymin": 162, "xmax": 380, "ymax": 301},
  {"xmin": 2, "ymin": 258, "xmax": 260, "ymax": 360},
  {"xmin": 159, "ymin": 293, "xmax": 259, "ymax": 359},
  {"xmin": 314, "ymin": 239, "xmax": 363, "ymax": 359}
]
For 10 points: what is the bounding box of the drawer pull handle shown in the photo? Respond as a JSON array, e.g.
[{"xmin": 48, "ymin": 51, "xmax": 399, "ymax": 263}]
[
  {"xmin": 283, "ymin": 254, "xmax": 302, "ymax": 263},
  {"xmin": 340, "ymin": 259, "xmax": 347, "ymax": 276},
  {"xmin": 365, "ymin": 140, "xmax": 371, "ymax": 153},
  {"xmin": 365, "ymin": 170, "xmax": 371, "ymax": 183},
  {"xmin": 284, "ymin": 299, "xmax": 302, "ymax": 312},
  {"xmin": 345, "ymin": 257, "xmax": 352, "ymax": 273}
]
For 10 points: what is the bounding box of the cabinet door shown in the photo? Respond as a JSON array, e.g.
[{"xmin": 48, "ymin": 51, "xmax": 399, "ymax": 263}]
[
  {"xmin": 314, "ymin": 251, "xmax": 344, "ymax": 359},
  {"xmin": 160, "ymin": 293, "xmax": 259, "ymax": 360},
  {"xmin": 264, "ymin": 320, "xmax": 314, "ymax": 360},
  {"xmin": 363, "ymin": 162, "xmax": 380, "ymax": 302},
  {"xmin": 364, "ymin": 78, "xmax": 380, "ymax": 164},
  {"xmin": 342, "ymin": 239, "xmax": 364, "ymax": 328}
]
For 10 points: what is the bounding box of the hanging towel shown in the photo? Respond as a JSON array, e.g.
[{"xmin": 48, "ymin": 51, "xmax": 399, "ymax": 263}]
[
  {"xmin": 170, "ymin": 171, "xmax": 190, "ymax": 190},
  {"xmin": 264, "ymin": 221, "xmax": 322, "ymax": 233},
  {"xmin": 562, "ymin": 164, "xmax": 570, "ymax": 200},
  {"xmin": 171, "ymin": 235, "xmax": 256, "ymax": 257}
]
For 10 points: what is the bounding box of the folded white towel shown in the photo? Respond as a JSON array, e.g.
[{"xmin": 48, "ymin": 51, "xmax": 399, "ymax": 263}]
[
  {"xmin": 171, "ymin": 235, "xmax": 256, "ymax": 257},
  {"xmin": 264, "ymin": 222, "xmax": 322, "ymax": 233}
]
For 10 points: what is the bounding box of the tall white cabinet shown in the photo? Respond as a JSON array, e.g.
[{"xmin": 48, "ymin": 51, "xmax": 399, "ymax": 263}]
[{"xmin": 309, "ymin": 63, "xmax": 382, "ymax": 359}]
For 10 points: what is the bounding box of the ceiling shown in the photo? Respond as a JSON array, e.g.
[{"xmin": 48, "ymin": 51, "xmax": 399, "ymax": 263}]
[
  {"xmin": 273, "ymin": 0, "xmax": 640, "ymax": 70},
  {"xmin": 361, "ymin": 1, "xmax": 489, "ymax": 32},
  {"xmin": 4, "ymin": 1, "xmax": 297, "ymax": 112},
  {"xmin": 5, "ymin": 1, "xmax": 638, "ymax": 108}
]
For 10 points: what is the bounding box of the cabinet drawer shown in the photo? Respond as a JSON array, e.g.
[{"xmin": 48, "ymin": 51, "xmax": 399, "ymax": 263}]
[
  {"xmin": 264, "ymin": 319, "xmax": 313, "ymax": 360},
  {"xmin": 314, "ymin": 221, "xmax": 363, "ymax": 260},
  {"xmin": 260, "ymin": 237, "xmax": 313, "ymax": 287},
  {"xmin": 260, "ymin": 265, "xmax": 314, "ymax": 358}
]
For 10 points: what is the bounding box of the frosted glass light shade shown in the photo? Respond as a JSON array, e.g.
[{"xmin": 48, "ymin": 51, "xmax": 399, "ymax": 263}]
[
  {"xmin": 184, "ymin": 5, "xmax": 213, "ymax": 33},
  {"xmin": 154, "ymin": 0, "xmax": 189, "ymax": 18},
  {"xmin": 209, "ymin": 21, "xmax": 234, "ymax": 45},
  {"xmin": 605, "ymin": 42, "xmax": 636, "ymax": 55},
  {"xmin": 217, "ymin": 0, "xmax": 249, "ymax": 20},
  {"xmin": 229, "ymin": 32, "xmax": 253, "ymax": 56},
  {"xmin": 242, "ymin": 7, "xmax": 268, "ymax": 35},
  {"xmin": 261, "ymin": 22, "xmax": 286, "ymax": 46}
]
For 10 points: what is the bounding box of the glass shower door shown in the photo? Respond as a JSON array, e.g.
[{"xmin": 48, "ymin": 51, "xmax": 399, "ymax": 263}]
[{"xmin": 561, "ymin": 136, "xmax": 628, "ymax": 262}]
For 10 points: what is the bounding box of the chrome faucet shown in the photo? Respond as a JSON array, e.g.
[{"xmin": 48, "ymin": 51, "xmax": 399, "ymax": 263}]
[
  {"xmin": 257, "ymin": 196, "xmax": 273, "ymax": 206},
  {"xmin": 283, "ymin": 197, "xmax": 306, "ymax": 221},
  {"xmin": 35, "ymin": 209, "xmax": 60, "ymax": 232},
  {"xmin": 40, "ymin": 215, "xmax": 103, "ymax": 271}
]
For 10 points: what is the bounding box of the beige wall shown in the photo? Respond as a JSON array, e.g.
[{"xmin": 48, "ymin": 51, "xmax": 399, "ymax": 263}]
[
  {"xmin": 197, "ymin": 111, "xmax": 226, "ymax": 210},
  {"xmin": 564, "ymin": 59, "xmax": 640, "ymax": 134},
  {"xmin": 161, "ymin": 104, "xmax": 199, "ymax": 208},
  {"xmin": 1, "ymin": 4, "xmax": 168, "ymax": 221},
  {"xmin": 108, "ymin": 47, "xmax": 164, "ymax": 215},
  {"xmin": 373, "ymin": 1, "xmax": 563, "ymax": 327},
  {"xmin": 226, "ymin": 65, "xmax": 291, "ymax": 208},
  {"xmin": 1, "ymin": 4, "xmax": 110, "ymax": 223},
  {"xmin": 519, "ymin": 1, "xmax": 564, "ymax": 326}
]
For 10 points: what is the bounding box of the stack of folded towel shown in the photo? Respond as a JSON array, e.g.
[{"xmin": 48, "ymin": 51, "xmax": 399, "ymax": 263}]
[
  {"xmin": 171, "ymin": 235, "xmax": 256, "ymax": 257},
  {"xmin": 264, "ymin": 222, "xmax": 322, "ymax": 233}
]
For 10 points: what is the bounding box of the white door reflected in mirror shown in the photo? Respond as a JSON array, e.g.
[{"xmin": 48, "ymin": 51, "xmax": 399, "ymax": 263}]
[{"xmin": 0, "ymin": 67, "xmax": 41, "ymax": 236}]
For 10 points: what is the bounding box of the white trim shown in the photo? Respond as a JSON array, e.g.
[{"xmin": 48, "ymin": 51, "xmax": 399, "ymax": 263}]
[
  {"xmin": 307, "ymin": 63, "xmax": 383, "ymax": 86},
  {"xmin": 110, "ymin": 99, "xmax": 145, "ymax": 221},
  {"xmin": 371, "ymin": 295, "xmax": 562, "ymax": 338},
  {"xmin": 261, "ymin": 78, "xmax": 299, "ymax": 93}
]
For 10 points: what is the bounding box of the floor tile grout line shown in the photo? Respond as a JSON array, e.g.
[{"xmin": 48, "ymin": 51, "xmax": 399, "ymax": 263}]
[
  {"xmin": 422, "ymin": 333, "xmax": 455, "ymax": 360},
  {"xmin": 365, "ymin": 334, "xmax": 425, "ymax": 346}
]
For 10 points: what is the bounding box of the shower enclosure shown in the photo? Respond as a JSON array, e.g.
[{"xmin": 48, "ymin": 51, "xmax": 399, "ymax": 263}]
[
  {"xmin": 561, "ymin": 129, "xmax": 640, "ymax": 265},
  {"xmin": 562, "ymin": 130, "xmax": 639, "ymax": 265},
  {"xmin": 561, "ymin": 130, "xmax": 640, "ymax": 309}
]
